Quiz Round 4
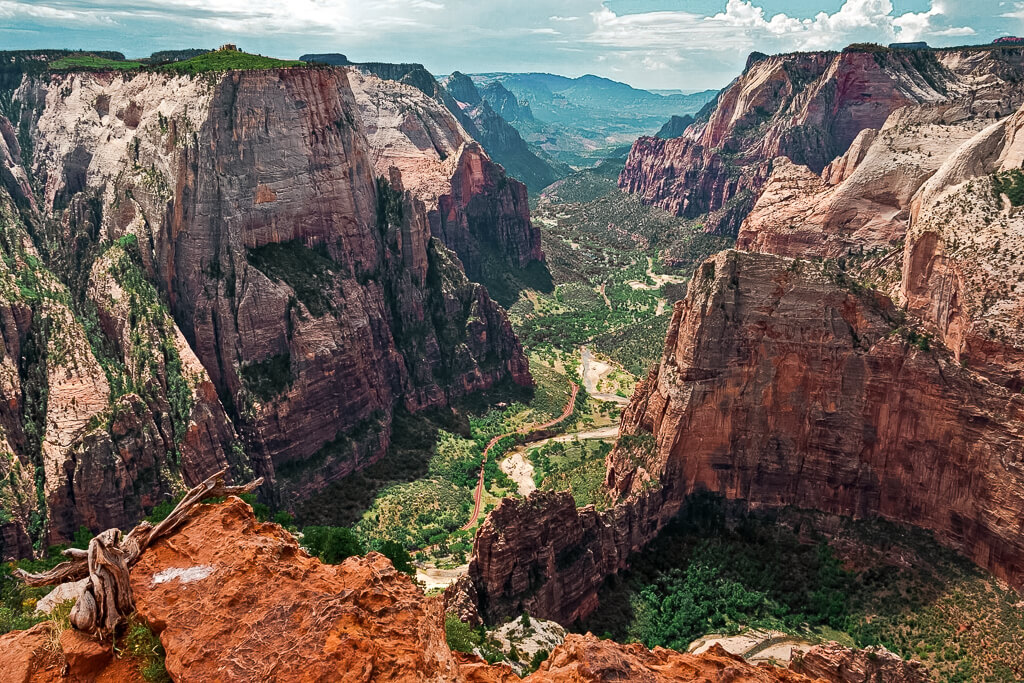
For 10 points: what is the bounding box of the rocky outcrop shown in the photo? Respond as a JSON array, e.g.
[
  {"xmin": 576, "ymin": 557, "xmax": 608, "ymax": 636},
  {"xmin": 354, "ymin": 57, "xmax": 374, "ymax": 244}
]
[
  {"xmin": 349, "ymin": 70, "xmax": 543, "ymax": 282},
  {"xmin": 901, "ymin": 104, "xmax": 1024, "ymax": 392},
  {"xmin": 0, "ymin": 497, "xmax": 827, "ymax": 682},
  {"xmin": 737, "ymin": 103, "xmax": 999, "ymax": 259},
  {"xmin": 442, "ymin": 72, "xmax": 565, "ymax": 192},
  {"xmin": 620, "ymin": 46, "xmax": 1024, "ymax": 235},
  {"xmin": 535, "ymin": 636, "xmax": 815, "ymax": 682},
  {"xmin": 614, "ymin": 249, "xmax": 1024, "ymax": 589},
  {"xmin": 461, "ymin": 488, "xmax": 678, "ymax": 626},
  {"xmin": 0, "ymin": 64, "xmax": 530, "ymax": 554},
  {"xmin": 792, "ymin": 642, "xmax": 927, "ymax": 683}
]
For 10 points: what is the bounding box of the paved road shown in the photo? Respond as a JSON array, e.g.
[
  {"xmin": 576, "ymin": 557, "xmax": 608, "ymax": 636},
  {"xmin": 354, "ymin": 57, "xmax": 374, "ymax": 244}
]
[{"xmin": 460, "ymin": 381, "xmax": 579, "ymax": 531}]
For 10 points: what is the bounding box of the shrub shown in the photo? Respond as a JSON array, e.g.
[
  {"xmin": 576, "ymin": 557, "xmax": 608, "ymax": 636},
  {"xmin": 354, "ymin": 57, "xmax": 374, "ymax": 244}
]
[
  {"xmin": 301, "ymin": 526, "xmax": 364, "ymax": 564},
  {"xmin": 380, "ymin": 540, "xmax": 414, "ymax": 575},
  {"xmin": 119, "ymin": 615, "xmax": 170, "ymax": 683},
  {"xmin": 445, "ymin": 613, "xmax": 481, "ymax": 653}
]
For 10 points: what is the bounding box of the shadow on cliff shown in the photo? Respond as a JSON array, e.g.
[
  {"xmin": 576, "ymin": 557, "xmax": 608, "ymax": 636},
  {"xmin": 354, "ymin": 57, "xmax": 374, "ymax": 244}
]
[
  {"xmin": 292, "ymin": 378, "xmax": 535, "ymax": 528},
  {"xmin": 478, "ymin": 257, "xmax": 554, "ymax": 308}
]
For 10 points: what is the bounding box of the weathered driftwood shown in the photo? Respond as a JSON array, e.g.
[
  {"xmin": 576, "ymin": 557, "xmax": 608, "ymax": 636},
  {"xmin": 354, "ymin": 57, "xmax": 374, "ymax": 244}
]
[{"xmin": 15, "ymin": 468, "xmax": 263, "ymax": 638}]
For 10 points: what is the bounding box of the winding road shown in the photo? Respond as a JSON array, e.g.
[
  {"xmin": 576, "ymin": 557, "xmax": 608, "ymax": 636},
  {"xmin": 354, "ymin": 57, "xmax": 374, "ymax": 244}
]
[{"xmin": 459, "ymin": 381, "xmax": 579, "ymax": 531}]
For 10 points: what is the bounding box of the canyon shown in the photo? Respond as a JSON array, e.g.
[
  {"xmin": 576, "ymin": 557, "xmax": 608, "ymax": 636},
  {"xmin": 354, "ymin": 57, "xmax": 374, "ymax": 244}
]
[
  {"xmin": 0, "ymin": 58, "xmax": 535, "ymax": 555},
  {"xmin": 3, "ymin": 39, "xmax": 1024, "ymax": 682},
  {"xmin": 461, "ymin": 45, "xmax": 1024, "ymax": 654}
]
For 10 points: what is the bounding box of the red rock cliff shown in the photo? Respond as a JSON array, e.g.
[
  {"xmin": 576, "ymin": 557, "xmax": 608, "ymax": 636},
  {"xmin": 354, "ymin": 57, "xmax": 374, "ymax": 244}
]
[
  {"xmin": 615, "ymin": 249, "xmax": 1024, "ymax": 588},
  {"xmin": 620, "ymin": 46, "xmax": 1024, "ymax": 235},
  {"xmin": 0, "ymin": 65, "xmax": 530, "ymax": 555}
]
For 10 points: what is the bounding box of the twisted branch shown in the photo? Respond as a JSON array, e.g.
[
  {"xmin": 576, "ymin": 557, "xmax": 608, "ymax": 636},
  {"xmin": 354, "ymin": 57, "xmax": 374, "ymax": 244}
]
[{"xmin": 14, "ymin": 468, "xmax": 263, "ymax": 637}]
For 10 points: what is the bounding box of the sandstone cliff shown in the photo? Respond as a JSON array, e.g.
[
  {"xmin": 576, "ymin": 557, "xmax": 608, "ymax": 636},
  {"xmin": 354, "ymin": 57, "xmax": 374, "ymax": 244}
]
[
  {"xmin": 349, "ymin": 70, "xmax": 544, "ymax": 287},
  {"xmin": 737, "ymin": 95, "xmax": 1024, "ymax": 391},
  {"xmin": 442, "ymin": 72, "xmax": 565, "ymax": 192},
  {"xmin": 614, "ymin": 250, "xmax": 1024, "ymax": 588},
  {"xmin": 620, "ymin": 46, "xmax": 1024, "ymax": 235},
  {"xmin": 464, "ymin": 248, "xmax": 1024, "ymax": 627},
  {"xmin": 0, "ymin": 64, "xmax": 529, "ymax": 556},
  {"xmin": 0, "ymin": 497, "xmax": 829, "ymax": 682}
]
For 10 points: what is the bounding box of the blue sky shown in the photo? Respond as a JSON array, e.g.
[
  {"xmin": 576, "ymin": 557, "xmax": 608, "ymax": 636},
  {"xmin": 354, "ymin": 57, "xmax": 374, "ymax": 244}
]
[{"xmin": 0, "ymin": 1, "xmax": 1012, "ymax": 89}]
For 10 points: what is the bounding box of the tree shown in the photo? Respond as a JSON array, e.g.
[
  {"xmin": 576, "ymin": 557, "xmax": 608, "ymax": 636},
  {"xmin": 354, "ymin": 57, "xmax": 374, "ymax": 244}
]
[
  {"xmin": 302, "ymin": 526, "xmax": 365, "ymax": 564},
  {"xmin": 380, "ymin": 540, "xmax": 414, "ymax": 575}
]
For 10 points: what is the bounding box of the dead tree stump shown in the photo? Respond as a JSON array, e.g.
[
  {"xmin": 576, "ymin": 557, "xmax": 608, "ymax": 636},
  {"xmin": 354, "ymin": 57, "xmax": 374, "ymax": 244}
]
[{"xmin": 15, "ymin": 469, "xmax": 262, "ymax": 639}]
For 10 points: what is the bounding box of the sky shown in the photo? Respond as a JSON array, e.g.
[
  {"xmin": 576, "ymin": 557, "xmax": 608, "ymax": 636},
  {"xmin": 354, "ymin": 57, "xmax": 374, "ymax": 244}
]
[{"xmin": 0, "ymin": 1, "xmax": 1014, "ymax": 90}]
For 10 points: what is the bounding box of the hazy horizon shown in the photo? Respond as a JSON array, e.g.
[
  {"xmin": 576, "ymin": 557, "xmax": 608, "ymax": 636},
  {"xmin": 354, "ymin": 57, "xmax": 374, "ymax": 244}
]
[{"xmin": 0, "ymin": 1, "xmax": 1012, "ymax": 90}]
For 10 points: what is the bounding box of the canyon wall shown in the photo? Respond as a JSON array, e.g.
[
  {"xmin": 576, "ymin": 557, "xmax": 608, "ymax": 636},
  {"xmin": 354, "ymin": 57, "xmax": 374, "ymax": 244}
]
[
  {"xmin": 348, "ymin": 70, "xmax": 543, "ymax": 286},
  {"xmin": 465, "ymin": 249, "xmax": 1024, "ymax": 626},
  {"xmin": 0, "ymin": 63, "xmax": 531, "ymax": 555},
  {"xmin": 614, "ymin": 249, "xmax": 1024, "ymax": 587},
  {"xmin": 620, "ymin": 46, "xmax": 1024, "ymax": 235}
]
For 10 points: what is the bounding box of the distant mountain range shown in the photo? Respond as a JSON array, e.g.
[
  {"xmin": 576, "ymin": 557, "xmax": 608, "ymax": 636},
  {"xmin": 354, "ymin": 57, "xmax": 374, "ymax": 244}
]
[{"xmin": 467, "ymin": 73, "xmax": 717, "ymax": 166}]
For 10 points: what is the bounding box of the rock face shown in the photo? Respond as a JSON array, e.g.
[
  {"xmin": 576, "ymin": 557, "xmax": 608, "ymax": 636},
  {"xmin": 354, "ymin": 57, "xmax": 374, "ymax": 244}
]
[
  {"xmin": 614, "ymin": 249, "xmax": 1024, "ymax": 589},
  {"xmin": 736, "ymin": 103, "xmax": 993, "ymax": 259},
  {"xmin": 740, "ymin": 95, "xmax": 1024, "ymax": 390},
  {"xmin": 534, "ymin": 637, "xmax": 815, "ymax": 682},
  {"xmin": 0, "ymin": 497, "xmax": 827, "ymax": 682},
  {"xmin": 620, "ymin": 46, "xmax": 1024, "ymax": 235},
  {"xmin": 460, "ymin": 488, "xmax": 675, "ymax": 626},
  {"xmin": 0, "ymin": 64, "xmax": 530, "ymax": 555},
  {"xmin": 901, "ymin": 104, "xmax": 1024, "ymax": 392},
  {"xmin": 349, "ymin": 70, "xmax": 544, "ymax": 283},
  {"xmin": 442, "ymin": 72, "xmax": 565, "ymax": 193},
  {"xmin": 655, "ymin": 115, "xmax": 694, "ymax": 139},
  {"xmin": 791, "ymin": 642, "xmax": 927, "ymax": 683},
  {"xmin": 465, "ymin": 248, "xmax": 1024, "ymax": 626}
]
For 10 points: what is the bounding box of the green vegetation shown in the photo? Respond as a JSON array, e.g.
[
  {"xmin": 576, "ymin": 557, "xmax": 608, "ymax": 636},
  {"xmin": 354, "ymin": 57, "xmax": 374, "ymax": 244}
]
[
  {"xmin": 157, "ymin": 49, "xmax": 303, "ymax": 75},
  {"xmin": 239, "ymin": 352, "xmax": 292, "ymax": 402},
  {"xmin": 246, "ymin": 240, "xmax": 338, "ymax": 317},
  {"xmin": 50, "ymin": 55, "xmax": 142, "ymax": 71},
  {"xmin": 508, "ymin": 169, "xmax": 728, "ymax": 379},
  {"xmin": 580, "ymin": 495, "xmax": 1024, "ymax": 682},
  {"xmin": 531, "ymin": 439, "xmax": 612, "ymax": 508},
  {"xmin": 444, "ymin": 614, "xmax": 508, "ymax": 664},
  {"xmin": 119, "ymin": 614, "xmax": 170, "ymax": 683},
  {"xmin": 301, "ymin": 526, "xmax": 364, "ymax": 564},
  {"xmin": 992, "ymin": 168, "xmax": 1024, "ymax": 207}
]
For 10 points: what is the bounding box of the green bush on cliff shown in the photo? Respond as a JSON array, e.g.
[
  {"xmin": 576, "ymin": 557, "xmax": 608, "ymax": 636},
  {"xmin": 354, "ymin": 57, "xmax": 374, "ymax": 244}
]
[
  {"xmin": 301, "ymin": 526, "xmax": 364, "ymax": 564},
  {"xmin": 157, "ymin": 49, "xmax": 303, "ymax": 75},
  {"xmin": 992, "ymin": 168, "xmax": 1024, "ymax": 207}
]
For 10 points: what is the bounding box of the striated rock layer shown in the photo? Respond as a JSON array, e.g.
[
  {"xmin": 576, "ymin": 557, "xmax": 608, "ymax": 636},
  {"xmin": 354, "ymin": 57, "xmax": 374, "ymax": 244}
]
[
  {"xmin": 1, "ymin": 498, "xmax": 828, "ymax": 682},
  {"xmin": 614, "ymin": 249, "xmax": 1024, "ymax": 588},
  {"xmin": 791, "ymin": 642, "xmax": 927, "ymax": 683},
  {"xmin": 348, "ymin": 69, "xmax": 543, "ymax": 283},
  {"xmin": 465, "ymin": 248, "xmax": 1024, "ymax": 626},
  {"xmin": 0, "ymin": 64, "xmax": 530, "ymax": 555},
  {"xmin": 620, "ymin": 46, "xmax": 1024, "ymax": 235}
]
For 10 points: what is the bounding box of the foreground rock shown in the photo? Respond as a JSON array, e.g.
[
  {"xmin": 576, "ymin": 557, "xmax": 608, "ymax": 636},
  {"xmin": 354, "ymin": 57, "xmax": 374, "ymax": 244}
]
[
  {"xmin": 791, "ymin": 642, "xmax": 927, "ymax": 683},
  {"xmin": 2, "ymin": 498, "xmax": 834, "ymax": 682}
]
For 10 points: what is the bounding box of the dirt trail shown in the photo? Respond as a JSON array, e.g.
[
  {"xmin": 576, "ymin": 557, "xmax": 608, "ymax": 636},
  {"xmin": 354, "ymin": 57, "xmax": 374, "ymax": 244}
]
[{"xmin": 460, "ymin": 382, "xmax": 579, "ymax": 531}]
